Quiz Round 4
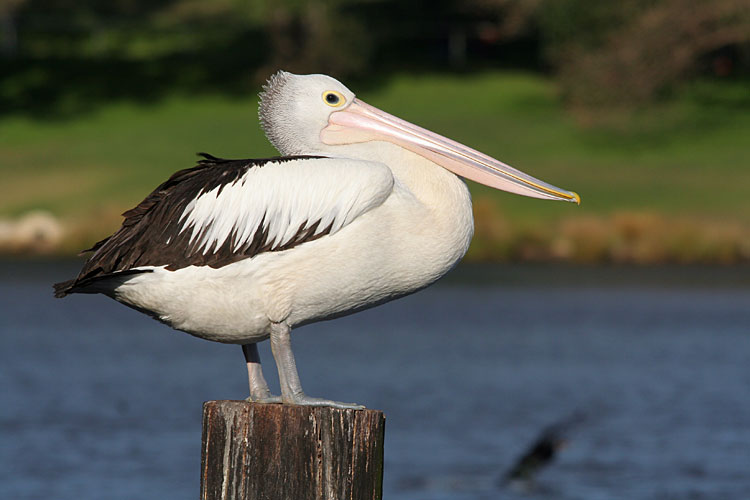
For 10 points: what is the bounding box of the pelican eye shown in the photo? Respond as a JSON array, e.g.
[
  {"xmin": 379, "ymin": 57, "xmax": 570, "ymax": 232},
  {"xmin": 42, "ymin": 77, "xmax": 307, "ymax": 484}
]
[{"xmin": 323, "ymin": 90, "xmax": 345, "ymax": 107}]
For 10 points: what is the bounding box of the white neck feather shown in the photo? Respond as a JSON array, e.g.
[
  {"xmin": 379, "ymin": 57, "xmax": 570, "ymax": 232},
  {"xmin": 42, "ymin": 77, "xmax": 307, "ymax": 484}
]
[{"xmin": 330, "ymin": 140, "xmax": 475, "ymax": 265}]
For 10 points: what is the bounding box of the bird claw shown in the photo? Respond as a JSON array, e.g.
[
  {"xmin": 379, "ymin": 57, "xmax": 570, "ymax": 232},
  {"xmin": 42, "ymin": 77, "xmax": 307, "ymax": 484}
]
[
  {"xmin": 285, "ymin": 394, "xmax": 366, "ymax": 410},
  {"xmin": 246, "ymin": 393, "xmax": 364, "ymax": 409},
  {"xmin": 246, "ymin": 393, "xmax": 282, "ymax": 404}
]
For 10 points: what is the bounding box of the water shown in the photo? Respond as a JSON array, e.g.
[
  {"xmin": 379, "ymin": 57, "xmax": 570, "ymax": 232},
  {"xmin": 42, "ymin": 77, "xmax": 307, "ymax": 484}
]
[{"xmin": 1, "ymin": 260, "xmax": 749, "ymax": 500}]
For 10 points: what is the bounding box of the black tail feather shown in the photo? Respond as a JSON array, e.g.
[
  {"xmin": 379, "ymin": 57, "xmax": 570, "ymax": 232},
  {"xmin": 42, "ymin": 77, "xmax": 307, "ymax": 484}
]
[
  {"xmin": 53, "ymin": 279, "xmax": 77, "ymax": 298},
  {"xmin": 53, "ymin": 269, "xmax": 153, "ymax": 298}
]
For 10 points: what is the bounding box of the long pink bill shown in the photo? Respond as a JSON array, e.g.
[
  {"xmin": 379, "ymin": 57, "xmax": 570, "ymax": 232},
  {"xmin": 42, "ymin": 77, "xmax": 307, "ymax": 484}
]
[{"xmin": 321, "ymin": 98, "xmax": 580, "ymax": 204}]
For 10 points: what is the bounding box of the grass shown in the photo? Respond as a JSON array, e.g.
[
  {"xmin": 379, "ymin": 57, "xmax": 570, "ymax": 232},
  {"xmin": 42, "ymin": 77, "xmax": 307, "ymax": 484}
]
[{"xmin": 1, "ymin": 71, "xmax": 748, "ymax": 261}]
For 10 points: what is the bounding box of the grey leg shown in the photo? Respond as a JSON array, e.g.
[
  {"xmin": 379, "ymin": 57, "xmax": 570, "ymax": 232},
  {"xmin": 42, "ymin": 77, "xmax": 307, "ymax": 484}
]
[
  {"xmin": 269, "ymin": 322, "xmax": 364, "ymax": 409},
  {"xmin": 242, "ymin": 343, "xmax": 281, "ymax": 403}
]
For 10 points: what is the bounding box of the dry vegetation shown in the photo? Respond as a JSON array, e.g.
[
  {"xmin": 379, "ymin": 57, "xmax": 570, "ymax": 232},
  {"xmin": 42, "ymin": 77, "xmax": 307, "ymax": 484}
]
[
  {"xmin": 469, "ymin": 198, "xmax": 750, "ymax": 264},
  {"xmin": 5, "ymin": 204, "xmax": 745, "ymax": 265}
]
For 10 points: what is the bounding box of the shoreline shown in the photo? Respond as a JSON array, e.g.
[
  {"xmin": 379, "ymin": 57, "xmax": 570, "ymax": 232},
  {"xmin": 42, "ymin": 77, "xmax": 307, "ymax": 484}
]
[
  {"xmin": 6, "ymin": 255, "xmax": 749, "ymax": 291},
  {"xmin": 2, "ymin": 208, "xmax": 746, "ymax": 266}
]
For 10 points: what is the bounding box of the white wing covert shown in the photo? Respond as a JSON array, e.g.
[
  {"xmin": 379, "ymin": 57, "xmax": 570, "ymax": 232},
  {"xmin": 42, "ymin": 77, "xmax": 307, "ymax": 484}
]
[{"xmin": 179, "ymin": 157, "xmax": 394, "ymax": 256}]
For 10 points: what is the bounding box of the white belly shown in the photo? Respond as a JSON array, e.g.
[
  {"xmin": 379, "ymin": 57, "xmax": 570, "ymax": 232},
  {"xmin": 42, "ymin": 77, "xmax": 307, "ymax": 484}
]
[{"xmin": 112, "ymin": 183, "xmax": 473, "ymax": 344}]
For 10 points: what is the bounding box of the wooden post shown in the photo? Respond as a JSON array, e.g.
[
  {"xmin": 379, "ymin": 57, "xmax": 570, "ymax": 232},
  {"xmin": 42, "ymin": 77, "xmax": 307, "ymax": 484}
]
[{"xmin": 200, "ymin": 400, "xmax": 386, "ymax": 500}]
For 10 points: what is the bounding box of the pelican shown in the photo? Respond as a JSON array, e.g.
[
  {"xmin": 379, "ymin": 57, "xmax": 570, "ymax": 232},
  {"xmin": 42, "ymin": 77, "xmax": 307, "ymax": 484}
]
[{"xmin": 54, "ymin": 72, "xmax": 579, "ymax": 409}]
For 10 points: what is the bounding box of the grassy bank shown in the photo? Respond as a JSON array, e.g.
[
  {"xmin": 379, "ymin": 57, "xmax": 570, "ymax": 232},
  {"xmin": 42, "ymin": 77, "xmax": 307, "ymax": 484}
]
[{"xmin": 1, "ymin": 72, "xmax": 748, "ymax": 262}]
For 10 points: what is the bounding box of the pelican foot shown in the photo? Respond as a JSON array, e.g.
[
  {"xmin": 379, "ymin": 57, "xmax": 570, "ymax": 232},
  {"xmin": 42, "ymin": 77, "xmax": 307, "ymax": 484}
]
[
  {"xmin": 285, "ymin": 394, "xmax": 365, "ymax": 410},
  {"xmin": 246, "ymin": 394, "xmax": 283, "ymax": 404}
]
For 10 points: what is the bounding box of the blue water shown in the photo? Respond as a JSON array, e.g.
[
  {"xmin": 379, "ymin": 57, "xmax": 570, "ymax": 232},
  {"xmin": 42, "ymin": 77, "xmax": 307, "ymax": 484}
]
[{"xmin": 1, "ymin": 261, "xmax": 749, "ymax": 500}]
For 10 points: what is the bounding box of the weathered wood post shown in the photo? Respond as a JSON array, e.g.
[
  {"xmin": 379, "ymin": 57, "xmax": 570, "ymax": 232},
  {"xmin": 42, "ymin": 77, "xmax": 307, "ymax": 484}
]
[{"xmin": 200, "ymin": 401, "xmax": 386, "ymax": 500}]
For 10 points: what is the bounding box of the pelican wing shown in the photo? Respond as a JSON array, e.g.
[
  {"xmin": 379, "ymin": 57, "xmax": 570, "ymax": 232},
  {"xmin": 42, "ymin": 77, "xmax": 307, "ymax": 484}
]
[{"xmin": 56, "ymin": 154, "xmax": 393, "ymax": 295}]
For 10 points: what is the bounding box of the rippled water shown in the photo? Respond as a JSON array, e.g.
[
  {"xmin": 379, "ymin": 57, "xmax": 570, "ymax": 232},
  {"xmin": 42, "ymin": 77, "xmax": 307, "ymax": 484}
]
[{"xmin": 1, "ymin": 260, "xmax": 749, "ymax": 500}]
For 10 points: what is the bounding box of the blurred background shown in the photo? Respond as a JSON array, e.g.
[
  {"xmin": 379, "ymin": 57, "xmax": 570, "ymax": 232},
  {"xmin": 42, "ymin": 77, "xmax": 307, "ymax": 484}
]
[
  {"xmin": 1, "ymin": 0, "xmax": 748, "ymax": 261},
  {"xmin": 1, "ymin": 1, "xmax": 749, "ymax": 500}
]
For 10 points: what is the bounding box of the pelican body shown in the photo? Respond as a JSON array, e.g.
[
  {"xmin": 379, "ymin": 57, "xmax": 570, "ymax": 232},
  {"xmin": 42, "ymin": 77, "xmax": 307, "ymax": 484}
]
[{"xmin": 55, "ymin": 72, "xmax": 578, "ymax": 408}]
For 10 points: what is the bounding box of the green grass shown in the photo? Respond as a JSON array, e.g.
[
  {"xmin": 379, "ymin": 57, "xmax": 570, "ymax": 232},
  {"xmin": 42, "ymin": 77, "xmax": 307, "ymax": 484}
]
[
  {"xmin": 1, "ymin": 71, "xmax": 748, "ymax": 257},
  {"xmin": 371, "ymin": 72, "xmax": 750, "ymax": 222},
  {"xmin": 0, "ymin": 95, "xmax": 275, "ymax": 217}
]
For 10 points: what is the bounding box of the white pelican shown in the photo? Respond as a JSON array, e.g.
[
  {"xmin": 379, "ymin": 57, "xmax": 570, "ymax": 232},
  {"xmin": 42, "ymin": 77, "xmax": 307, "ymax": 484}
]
[{"xmin": 55, "ymin": 72, "xmax": 579, "ymax": 409}]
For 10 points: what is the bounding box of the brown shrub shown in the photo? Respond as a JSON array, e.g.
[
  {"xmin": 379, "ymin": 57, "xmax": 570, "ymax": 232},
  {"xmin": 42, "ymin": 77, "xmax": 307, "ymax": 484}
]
[{"xmin": 558, "ymin": 0, "xmax": 750, "ymax": 109}]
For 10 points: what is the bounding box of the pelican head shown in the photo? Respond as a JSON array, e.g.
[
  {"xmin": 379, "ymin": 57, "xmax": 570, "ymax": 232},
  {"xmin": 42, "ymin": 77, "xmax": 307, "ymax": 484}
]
[{"xmin": 259, "ymin": 71, "xmax": 579, "ymax": 204}]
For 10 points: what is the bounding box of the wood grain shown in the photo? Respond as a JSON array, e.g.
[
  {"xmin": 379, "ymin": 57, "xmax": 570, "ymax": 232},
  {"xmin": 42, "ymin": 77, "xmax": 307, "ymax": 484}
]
[{"xmin": 200, "ymin": 400, "xmax": 385, "ymax": 500}]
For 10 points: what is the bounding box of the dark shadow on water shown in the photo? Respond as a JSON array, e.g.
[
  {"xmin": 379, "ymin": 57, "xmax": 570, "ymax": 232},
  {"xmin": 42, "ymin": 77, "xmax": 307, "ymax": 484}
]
[
  {"xmin": 3, "ymin": 257, "xmax": 750, "ymax": 289},
  {"xmin": 442, "ymin": 262, "xmax": 750, "ymax": 289}
]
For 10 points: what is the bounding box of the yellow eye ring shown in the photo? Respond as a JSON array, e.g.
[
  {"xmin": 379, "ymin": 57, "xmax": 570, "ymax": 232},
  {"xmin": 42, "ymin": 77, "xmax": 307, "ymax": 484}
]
[{"xmin": 323, "ymin": 90, "xmax": 345, "ymax": 107}]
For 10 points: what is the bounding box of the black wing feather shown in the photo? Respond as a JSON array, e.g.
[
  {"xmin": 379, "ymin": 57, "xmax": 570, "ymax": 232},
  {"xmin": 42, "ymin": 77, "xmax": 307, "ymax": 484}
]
[{"xmin": 54, "ymin": 153, "xmax": 326, "ymax": 297}]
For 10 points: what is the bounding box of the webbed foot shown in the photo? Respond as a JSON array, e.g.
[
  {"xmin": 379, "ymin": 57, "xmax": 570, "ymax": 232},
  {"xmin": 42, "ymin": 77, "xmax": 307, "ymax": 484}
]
[
  {"xmin": 284, "ymin": 393, "xmax": 365, "ymax": 410},
  {"xmin": 246, "ymin": 394, "xmax": 283, "ymax": 404},
  {"xmin": 269, "ymin": 322, "xmax": 366, "ymax": 411}
]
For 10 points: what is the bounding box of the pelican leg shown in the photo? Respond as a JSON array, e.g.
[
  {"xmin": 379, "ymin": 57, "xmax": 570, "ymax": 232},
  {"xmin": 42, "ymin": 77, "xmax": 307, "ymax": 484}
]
[
  {"xmin": 242, "ymin": 343, "xmax": 281, "ymax": 403},
  {"xmin": 269, "ymin": 322, "xmax": 365, "ymax": 410}
]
